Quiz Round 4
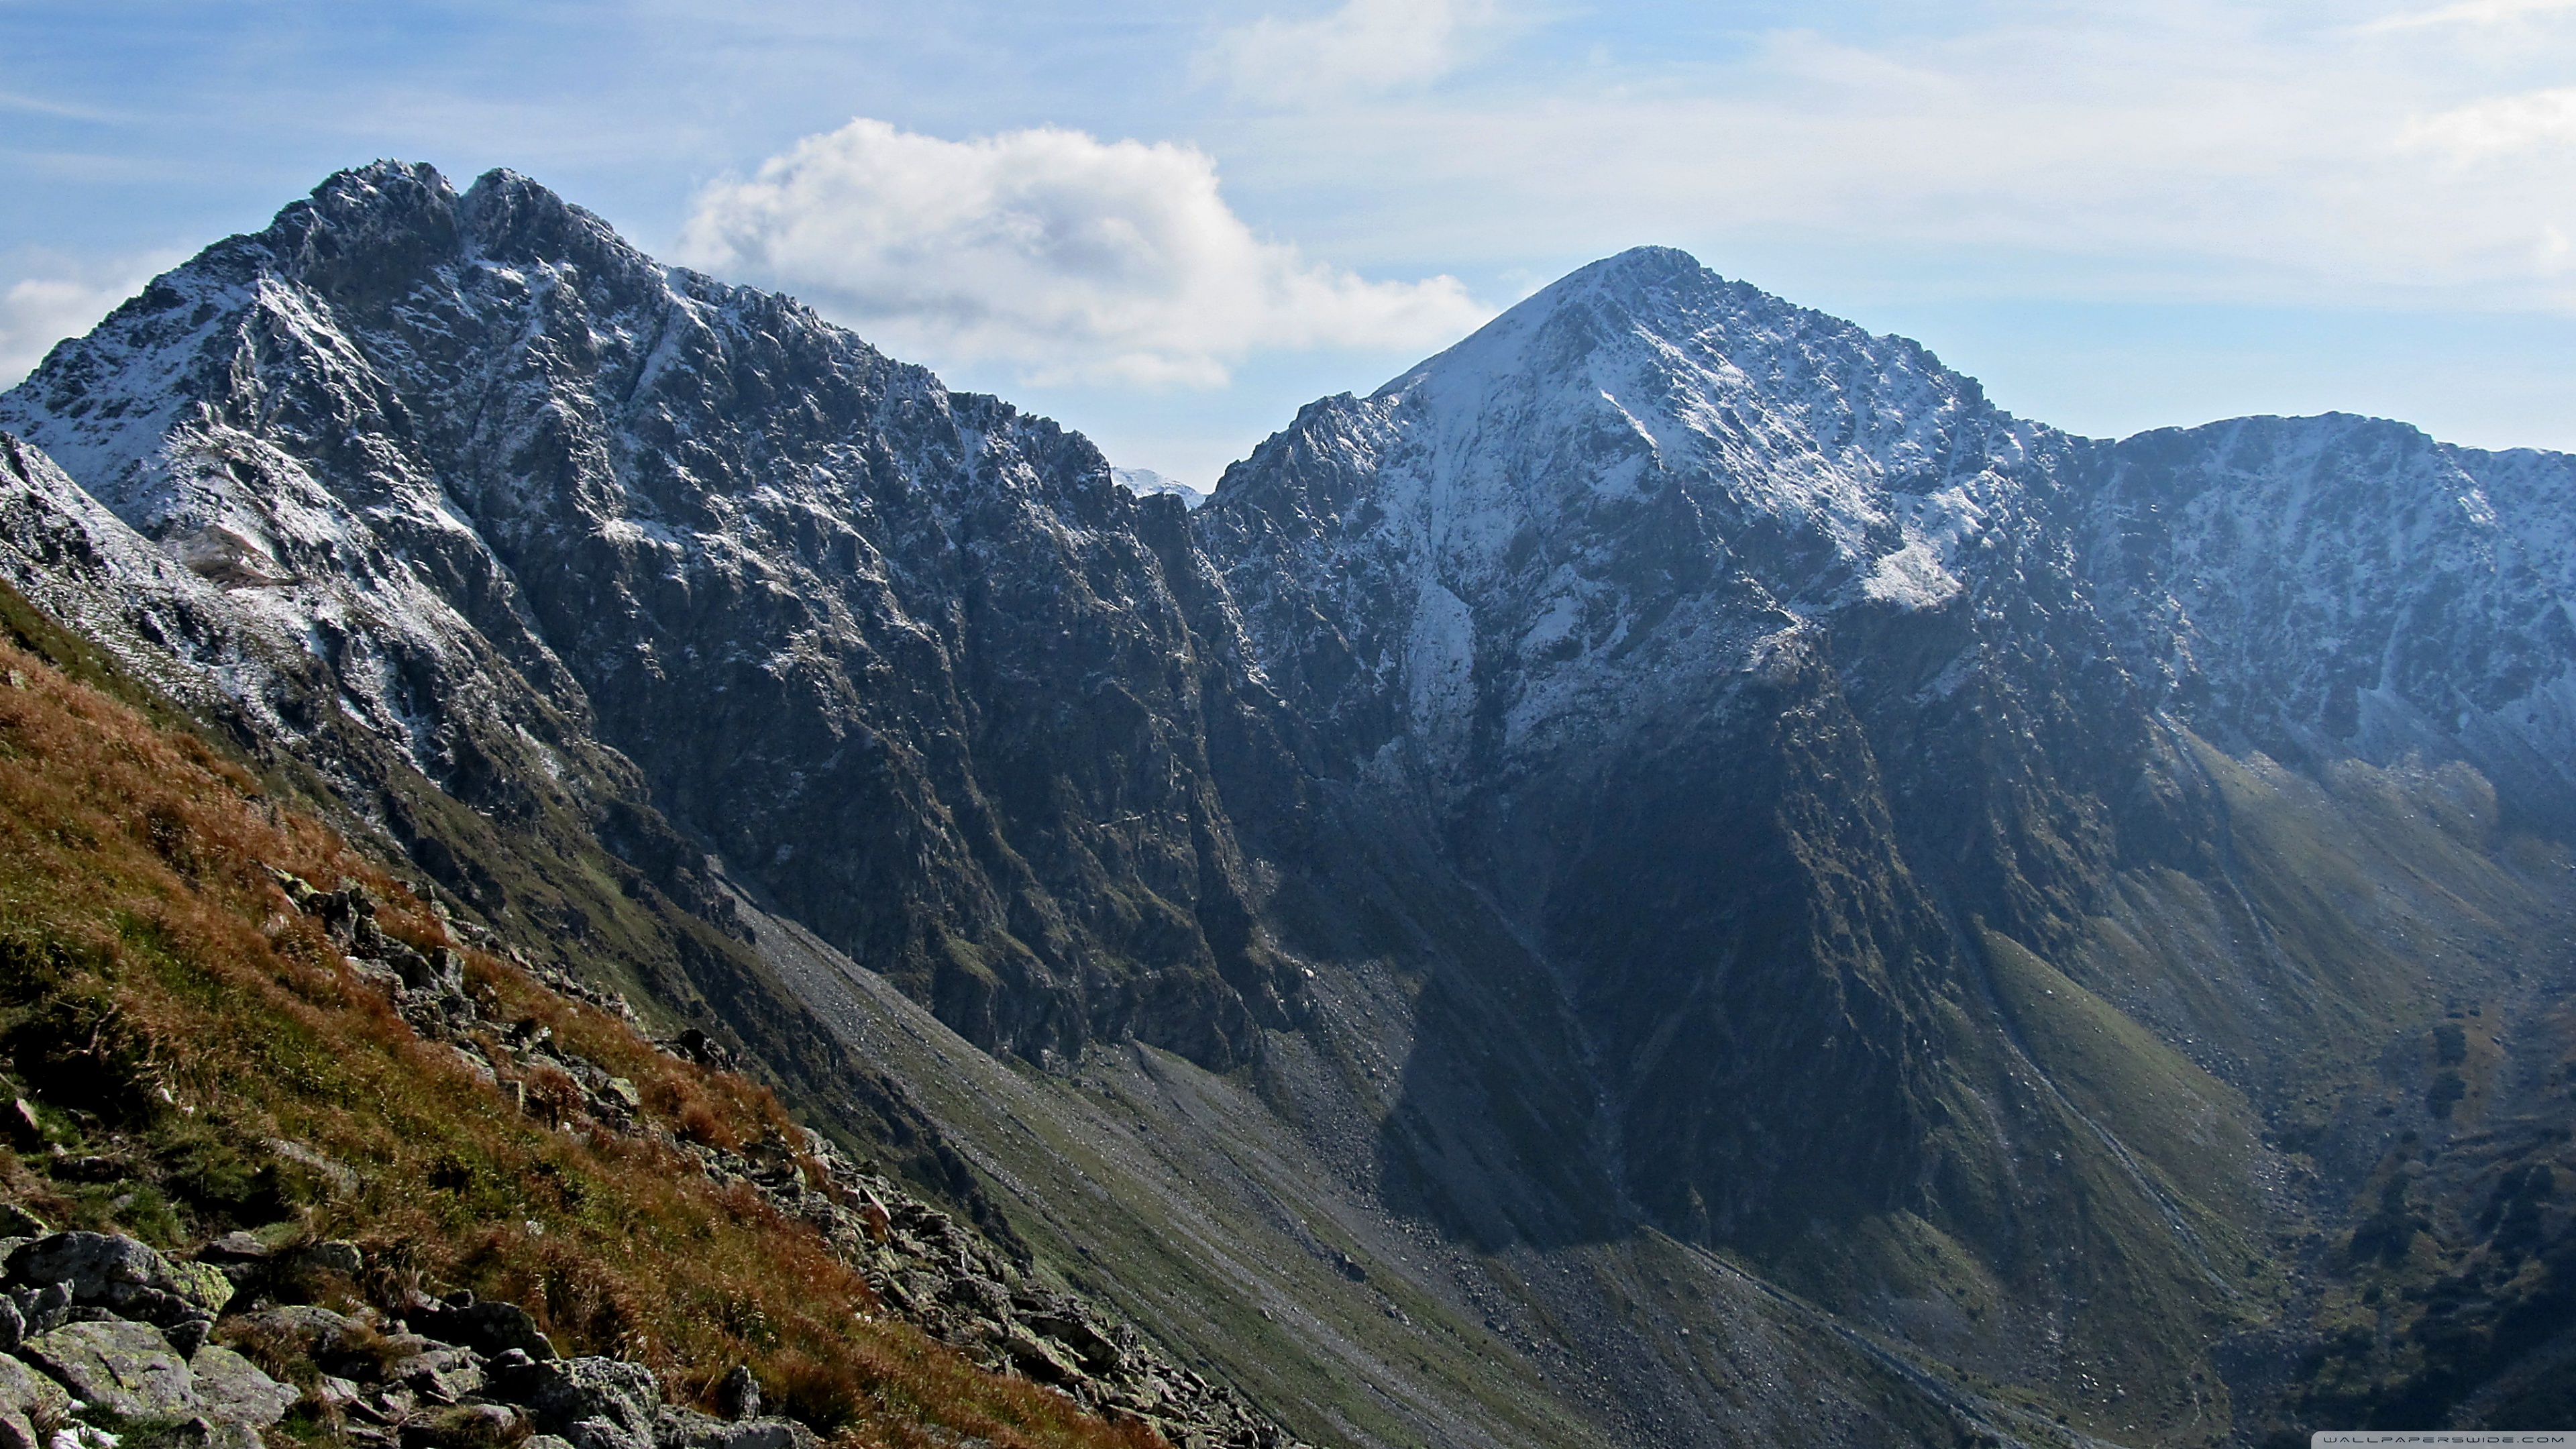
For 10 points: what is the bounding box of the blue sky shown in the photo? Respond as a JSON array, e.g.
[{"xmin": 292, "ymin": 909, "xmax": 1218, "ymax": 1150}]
[{"xmin": 5, "ymin": 0, "xmax": 2574, "ymax": 486}]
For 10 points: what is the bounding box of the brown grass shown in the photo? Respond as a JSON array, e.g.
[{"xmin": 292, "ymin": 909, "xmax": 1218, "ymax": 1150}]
[{"xmin": 0, "ymin": 631, "xmax": 1163, "ymax": 1449}]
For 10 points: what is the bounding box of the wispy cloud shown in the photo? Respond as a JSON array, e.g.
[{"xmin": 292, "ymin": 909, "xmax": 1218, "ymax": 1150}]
[
  {"xmin": 2404, "ymin": 87, "xmax": 2576, "ymax": 157},
  {"xmin": 1195, "ymin": 0, "xmax": 1507, "ymax": 105},
  {"xmin": 678, "ymin": 119, "xmax": 1491, "ymax": 387},
  {"xmin": 1208, "ymin": 3, "xmax": 2576, "ymax": 311},
  {"xmin": 2359, "ymin": 0, "xmax": 2576, "ymax": 32},
  {"xmin": 0, "ymin": 90, "xmax": 133, "ymax": 123},
  {"xmin": 0, "ymin": 252, "xmax": 180, "ymax": 389}
]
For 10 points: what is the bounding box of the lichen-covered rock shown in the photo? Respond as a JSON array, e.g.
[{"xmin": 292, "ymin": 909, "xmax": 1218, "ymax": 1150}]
[
  {"xmin": 501, "ymin": 1355, "xmax": 659, "ymax": 1449},
  {"xmin": 19, "ymin": 1318, "xmax": 199, "ymax": 1419},
  {"xmin": 399, "ymin": 1403, "xmax": 525, "ymax": 1449},
  {"xmin": 228, "ymin": 1301, "xmax": 364, "ymax": 1353},
  {"xmin": 5, "ymin": 1233, "xmax": 218, "ymax": 1327},
  {"xmin": 186, "ymin": 1344, "xmax": 294, "ymax": 1427},
  {"xmin": 164, "ymin": 1262, "xmax": 235, "ymax": 1318},
  {"xmin": 0, "ymin": 1348, "xmax": 71, "ymax": 1449}
]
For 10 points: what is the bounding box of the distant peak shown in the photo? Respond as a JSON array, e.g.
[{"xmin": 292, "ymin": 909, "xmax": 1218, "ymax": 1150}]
[
  {"xmin": 1112, "ymin": 468, "xmax": 1206, "ymax": 509},
  {"xmin": 305, "ymin": 159, "xmax": 457, "ymax": 215},
  {"xmin": 1580, "ymin": 245, "xmax": 1709, "ymax": 283}
]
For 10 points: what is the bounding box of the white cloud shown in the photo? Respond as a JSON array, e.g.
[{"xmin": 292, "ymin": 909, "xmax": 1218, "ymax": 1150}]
[
  {"xmin": 678, "ymin": 119, "xmax": 1491, "ymax": 387},
  {"xmin": 2360, "ymin": 0, "xmax": 2576, "ymax": 31},
  {"xmin": 0, "ymin": 254, "xmax": 178, "ymax": 390},
  {"xmin": 1196, "ymin": 0, "xmax": 1503, "ymax": 105},
  {"xmin": 2404, "ymin": 86, "xmax": 2576, "ymax": 157},
  {"xmin": 1214, "ymin": 3, "xmax": 2576, "ymax": 310}
]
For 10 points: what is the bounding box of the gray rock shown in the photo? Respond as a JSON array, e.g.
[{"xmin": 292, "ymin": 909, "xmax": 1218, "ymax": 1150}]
[
  {"xmin": 187, "ymin": 1344, "xmax": 295, "ymax": 1427},
  {"xmin": 11, "ymin": 1232, "xmax": 164, "ymax": 1299},
  {"xmin": 162, "ymin": 1262, "xmax": 234, "ymax": 1317},
  {"xmin": 714, "ymin": 1365, "xmax": 758, "ymax": 1421},
  {"xmin": 19, "ymin": 1318, "xmax": 201, "ymax": 1419},
  {"xmin": 399, "ymin": 1403, "xmax": 524, "ymax": 1449},
  {"xmin": 649, "ymin": 1404, "xmax": 724, "ymax": 1449},
  {"xmin": 295, "ymin": 1239, "xmax": 365, "ymax": 1276},
  {"xmin": 0, "ymin": 1301, "xmax": 19, "ymax": 1355},
  {"xmin": 385, "ymin": 1342, "xmax": 485, "ymax": 1404},
  {"xmin": 1, "ymin": 1234, "xmax": 225, "ymax": 1330},
  {"xmin": 651, "ymin": 1409, "xmax": 815, "ymax": 1449},
  {"xmin": 700, "ymin": 1423, "xmax": 816, "ymax": 1449},
  {"xmin": 0, "ymin": 1351, "xmax": 71, "ymax": 1422},
  {"xmin": 413, "ymin": 1297, "xmax": 555, "ymax": 1360},
  {"xmin": 1025, "ymin": 1311, "xmax": 1122, "ymax": 1375},
  {"xmin": 506, "ymin": 1356, "xmax": 658, "ymax": 1449},
  {"xmin": 193, "ymin": 1233, "xmax": 268, "ymax": 1265},
  {"xmin": 988, "ymin": 1324, "xmax": 1082, "ymax": 1386},
  {"xmin": 231, "ymin": 1302, "xmax": 365, "ymax": 1356}
]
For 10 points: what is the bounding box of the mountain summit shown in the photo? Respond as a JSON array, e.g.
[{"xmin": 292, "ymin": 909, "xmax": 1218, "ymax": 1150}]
[{"xmin": 6, "ymin": 163, "xmax": 2576, "ymax": 1448}]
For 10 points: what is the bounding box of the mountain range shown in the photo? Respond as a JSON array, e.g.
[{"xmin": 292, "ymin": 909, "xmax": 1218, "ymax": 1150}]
[{"xmin": 4, "ymin": 159, "xmax": 2573, "ymax": 1449}]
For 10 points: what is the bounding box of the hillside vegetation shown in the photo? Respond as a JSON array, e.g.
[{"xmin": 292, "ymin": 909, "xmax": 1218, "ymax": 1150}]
[{"xmin": 0, "ymin": 580, "xmax": 1159, "ymax": 1449}]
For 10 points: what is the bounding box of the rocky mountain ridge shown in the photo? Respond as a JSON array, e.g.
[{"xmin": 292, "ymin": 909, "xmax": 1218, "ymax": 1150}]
[{"xmin": 5, "ymin": 161, "xmax": 2575, "ymax": 1449}]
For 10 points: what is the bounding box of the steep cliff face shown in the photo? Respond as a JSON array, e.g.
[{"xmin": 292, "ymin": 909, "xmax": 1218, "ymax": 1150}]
[
  {"xmin": 1194, "ymin": 248, "xmax": 2169, "ymax": 1244},
  {"xmin": 0, "ymin": 160, "xmax": 1302, "ymax": 1070},
  {"xmin": 2072, "ymin": 415, "xmax": 2576, "ymax": 822}
]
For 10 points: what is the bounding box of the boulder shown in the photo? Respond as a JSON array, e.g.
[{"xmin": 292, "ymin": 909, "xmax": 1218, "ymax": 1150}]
[
  {"xmin": 413, "ymin": 1295, "xmax": 555, "ymax": 1360},
  {"xmin": 651, "ymin": 1408, "xmax": 816, "ymax": 1449},
  {"xmin": 187, "ymin": 1344, "xmax": 296, "ymax": 1427},
  {"xmin": 3, "ymin": 1234, "xmax": 222, "ymax": 1328},
  {"xmin": 1025, "ymin": 1311, "xmax": 1123, "ymax": 1376},
  {"xmin": 698, "ymin": 1423, "xmax": 814, "ymax": 1449},
  {"xmin": 294, "ymin": 1239, "xmax": 366, "ymax": 1276},
  {"xmin": 193, "ymin": 1233, "xmax": 269, "ymax": 1265},
  {"xmin": 165, "ymin": 1262, "xmax": 236, "ymax": 1317},
  {"xmin": 989, "ymin": 1324, "xmax": 1083, "ymax": 1387},
  {"xmin": 229, "ymin": 1302, "xmax": 366, "ymax": 1358},
  {"xmin": 0, "ymin": 1350, "xmax": 71, "ymax": 1447},
  {"xmin": 501, "ymin": 1356, "xmax": 658, "ymax": 1449},
  {"xmin": 19, "ymin": 1318, "xmax": 200, "ymax": 1419},
  {"xmin": 164, "ymin": 1318, "xmax": 213, "ymax": 1357},
  {"xmin": 398, "ymin": 1403, "xmax": 524, "ymax": 1449},
  {"xmin": 384, "ymin": 1342, "xmax": 485, "ymax": 1403}
]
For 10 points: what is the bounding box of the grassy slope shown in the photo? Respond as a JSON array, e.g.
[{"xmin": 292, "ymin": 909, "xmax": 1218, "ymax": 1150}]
[
  {"xmin": 2054, "ymin": 738, "xmax": 2576, "ymax": 1441},
  {"xmin": 0, "ymin": 587, "xmax": 1155, "ymax": 1449}
]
